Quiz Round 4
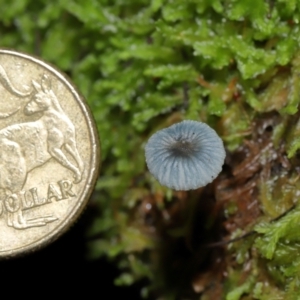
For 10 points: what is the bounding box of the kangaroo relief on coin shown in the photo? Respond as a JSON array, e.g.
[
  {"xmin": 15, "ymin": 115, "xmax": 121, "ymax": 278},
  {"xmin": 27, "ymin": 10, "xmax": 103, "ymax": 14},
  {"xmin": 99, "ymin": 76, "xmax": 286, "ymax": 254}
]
[{"xmin": 0, "ymin": 50, "xmax": 100, "ymax": 258}]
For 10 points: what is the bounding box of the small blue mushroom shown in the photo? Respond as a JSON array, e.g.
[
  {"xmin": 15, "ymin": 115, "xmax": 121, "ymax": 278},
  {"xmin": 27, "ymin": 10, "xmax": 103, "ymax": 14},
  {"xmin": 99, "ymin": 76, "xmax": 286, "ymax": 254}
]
[{"xmin": 145, "ymin": 120, "xmax": 226, "ymax": 191}]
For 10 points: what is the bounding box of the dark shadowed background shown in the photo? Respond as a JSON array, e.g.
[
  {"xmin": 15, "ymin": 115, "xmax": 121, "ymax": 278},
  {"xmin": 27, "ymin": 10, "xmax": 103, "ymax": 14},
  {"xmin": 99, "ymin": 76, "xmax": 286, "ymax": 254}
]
[{"xmin": 0, "ymin": 203, "xmax": 142, "ymax": 299}]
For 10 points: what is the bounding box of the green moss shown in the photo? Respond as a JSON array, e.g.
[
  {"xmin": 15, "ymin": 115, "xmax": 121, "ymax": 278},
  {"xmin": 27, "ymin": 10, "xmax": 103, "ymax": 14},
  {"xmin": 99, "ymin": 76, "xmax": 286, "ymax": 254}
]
[{"xmin": 2, "ymin": 0, "xmax": 300, "ymax": 298}]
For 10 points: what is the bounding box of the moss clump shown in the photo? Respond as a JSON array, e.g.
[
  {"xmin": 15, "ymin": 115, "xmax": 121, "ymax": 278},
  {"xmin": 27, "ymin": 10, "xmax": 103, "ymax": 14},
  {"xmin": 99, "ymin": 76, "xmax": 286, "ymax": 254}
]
[{"xmin": 2, "ymin": 0, "xmax": 300, "ymax": 299}]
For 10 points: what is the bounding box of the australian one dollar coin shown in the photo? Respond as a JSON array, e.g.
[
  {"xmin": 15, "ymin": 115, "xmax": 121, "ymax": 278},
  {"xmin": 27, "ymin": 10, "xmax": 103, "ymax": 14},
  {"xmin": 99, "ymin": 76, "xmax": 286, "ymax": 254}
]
[{"xmin": 0, "ymin": 49, "xmax": 100, "ymax": 258}]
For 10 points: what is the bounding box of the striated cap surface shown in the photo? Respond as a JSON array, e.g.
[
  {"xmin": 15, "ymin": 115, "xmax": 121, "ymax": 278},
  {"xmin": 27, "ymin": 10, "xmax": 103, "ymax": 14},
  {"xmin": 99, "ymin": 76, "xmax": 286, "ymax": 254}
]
[{"xmin": 145, "ymin": 120, "xmax": 225, "ymax": 190}]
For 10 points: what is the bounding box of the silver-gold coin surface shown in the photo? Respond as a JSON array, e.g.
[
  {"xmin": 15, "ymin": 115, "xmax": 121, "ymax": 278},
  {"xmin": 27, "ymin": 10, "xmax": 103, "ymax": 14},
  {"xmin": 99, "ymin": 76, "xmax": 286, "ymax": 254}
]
[{"xmin": 0, "ymin": 49, "xmax": 100, "ymax": 258}]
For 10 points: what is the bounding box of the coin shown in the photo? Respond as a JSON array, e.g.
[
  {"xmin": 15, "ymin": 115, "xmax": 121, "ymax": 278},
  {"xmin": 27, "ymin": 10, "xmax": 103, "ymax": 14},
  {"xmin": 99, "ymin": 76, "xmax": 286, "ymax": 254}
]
[{"xmin": 0, "ymin": 49, "xmax": 100, "ymax": 258}]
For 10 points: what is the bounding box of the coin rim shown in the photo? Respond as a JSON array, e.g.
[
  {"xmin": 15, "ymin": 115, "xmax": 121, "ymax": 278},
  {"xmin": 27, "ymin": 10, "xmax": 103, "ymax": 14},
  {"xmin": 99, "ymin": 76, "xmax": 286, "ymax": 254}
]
[{"xmin": 0, "ymin": 48, "xmax": 101, "ymax": 259}]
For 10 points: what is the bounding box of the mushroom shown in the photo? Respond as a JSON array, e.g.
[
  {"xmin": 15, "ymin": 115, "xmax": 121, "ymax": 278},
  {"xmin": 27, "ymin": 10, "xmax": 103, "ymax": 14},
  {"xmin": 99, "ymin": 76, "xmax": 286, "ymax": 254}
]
[{"xmin": 145, "ymin": 120, "xmax": 226, "ymax": 191}]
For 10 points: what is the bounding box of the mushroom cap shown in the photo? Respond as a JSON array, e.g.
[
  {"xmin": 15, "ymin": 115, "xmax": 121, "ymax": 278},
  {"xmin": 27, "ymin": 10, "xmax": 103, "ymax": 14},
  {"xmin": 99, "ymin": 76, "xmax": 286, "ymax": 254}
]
[{"xmin": 145, "ymin": 120, "xmax": 226, "ymax": 191}]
